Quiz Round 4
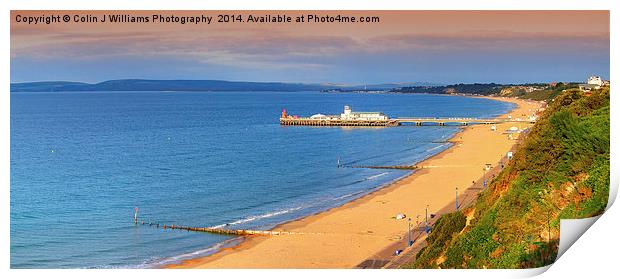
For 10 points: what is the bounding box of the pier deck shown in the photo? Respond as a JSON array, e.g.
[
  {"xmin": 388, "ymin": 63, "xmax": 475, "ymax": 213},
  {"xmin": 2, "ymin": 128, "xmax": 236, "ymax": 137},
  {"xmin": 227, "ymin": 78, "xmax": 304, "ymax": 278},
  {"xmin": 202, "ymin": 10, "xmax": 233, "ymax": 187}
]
[
  {"xmin": 280, "ymin": 118, "xmax": 399, "ymax": 127},
  {"xmin": 280, "ymin": 117, "xmax": 533, "ymax": 127}
]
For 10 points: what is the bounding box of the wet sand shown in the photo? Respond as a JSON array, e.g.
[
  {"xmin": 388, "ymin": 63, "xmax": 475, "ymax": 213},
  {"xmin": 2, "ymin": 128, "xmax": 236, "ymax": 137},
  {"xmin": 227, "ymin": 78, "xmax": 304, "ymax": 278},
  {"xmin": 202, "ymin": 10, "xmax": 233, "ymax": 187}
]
[{"xmin": 168, "ymin": 96, "xmax": 543, "ymax": 269}]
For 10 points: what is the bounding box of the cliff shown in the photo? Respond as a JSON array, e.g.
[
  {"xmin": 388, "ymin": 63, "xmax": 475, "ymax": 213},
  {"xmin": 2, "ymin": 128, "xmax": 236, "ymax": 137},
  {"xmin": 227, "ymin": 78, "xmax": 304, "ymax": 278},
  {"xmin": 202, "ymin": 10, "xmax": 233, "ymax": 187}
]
[{"xmin": 406, "ymin": 87, "xmax": 610, "ymax": 268}]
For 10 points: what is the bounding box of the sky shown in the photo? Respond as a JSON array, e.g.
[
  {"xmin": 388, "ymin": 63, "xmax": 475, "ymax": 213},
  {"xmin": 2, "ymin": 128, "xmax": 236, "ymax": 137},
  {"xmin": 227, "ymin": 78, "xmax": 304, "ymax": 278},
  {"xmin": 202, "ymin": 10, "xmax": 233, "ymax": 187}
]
[{"xmin": 10, "ymin": 10, "xmax": 610, "ymax": 85}]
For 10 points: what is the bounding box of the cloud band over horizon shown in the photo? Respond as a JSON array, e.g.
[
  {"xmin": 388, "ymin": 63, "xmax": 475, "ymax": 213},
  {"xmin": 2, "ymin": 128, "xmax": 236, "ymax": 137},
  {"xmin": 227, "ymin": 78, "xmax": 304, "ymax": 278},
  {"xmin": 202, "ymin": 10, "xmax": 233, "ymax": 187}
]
[{"xmin": 10, "ymin": 10, "xmax": 610, "ymax": 84}]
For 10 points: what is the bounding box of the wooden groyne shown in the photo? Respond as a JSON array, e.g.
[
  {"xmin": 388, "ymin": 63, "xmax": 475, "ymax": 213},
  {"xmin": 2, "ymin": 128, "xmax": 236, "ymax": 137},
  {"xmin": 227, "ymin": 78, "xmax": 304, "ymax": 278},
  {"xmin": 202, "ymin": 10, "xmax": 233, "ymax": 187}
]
[
  {"xmin": 136, "ymin": 220, "xmax": 289, "ymax": 236},
  {"xmin": 345, "ymin": 165, "xmax": 419, "ymax": 170},
  {"xmin": 134, "ymin": 217, "xmax": 317, "ymax": 236}
]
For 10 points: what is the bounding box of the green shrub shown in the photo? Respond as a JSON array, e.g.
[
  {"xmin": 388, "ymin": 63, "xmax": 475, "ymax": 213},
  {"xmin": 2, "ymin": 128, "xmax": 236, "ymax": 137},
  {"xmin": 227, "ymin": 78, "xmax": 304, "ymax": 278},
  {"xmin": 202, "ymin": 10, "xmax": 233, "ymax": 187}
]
[
  {"xmin": 408, "ymin": 88, "xmax": 609, "ymax": 269},
  {"xmin": 405, "ymin": 211, "xmax": 466, "ymax": 268}
]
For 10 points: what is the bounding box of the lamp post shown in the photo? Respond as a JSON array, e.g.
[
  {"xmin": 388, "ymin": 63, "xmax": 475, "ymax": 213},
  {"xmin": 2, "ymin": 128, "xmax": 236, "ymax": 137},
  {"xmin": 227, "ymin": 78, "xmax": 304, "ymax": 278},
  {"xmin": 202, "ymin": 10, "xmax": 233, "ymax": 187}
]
[
  {"xmin": 425, "ymin": 204, "xmax": 429, "ymax": 235},
  {"xmin": 455, "ymin": 187, "xmax": 459, "ymax": 210},
  {"xmin": 408, "ymin": 218, "xmax": 413, "ymax": 246},
  {"xmin": 415, "ymin": 214, "xmax": 420, "ymax": 243}
]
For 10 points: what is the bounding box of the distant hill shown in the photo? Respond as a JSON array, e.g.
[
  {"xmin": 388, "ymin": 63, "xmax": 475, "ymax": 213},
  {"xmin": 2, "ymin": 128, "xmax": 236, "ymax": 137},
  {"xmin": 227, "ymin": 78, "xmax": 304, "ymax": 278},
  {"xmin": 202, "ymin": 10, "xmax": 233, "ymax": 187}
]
[
  {"xmin": 10, "ymin": 81, "xmax": 90, "ymax": 92},
  {"xmin": 390, "ymin": 83, "xmax": 506, "ymax": 95},
  {"xmin": 10, "ymin": 79, "xmax": 334, "ymax": 92},
  {"xmin": 10, "ymin": 79, "xmax": 443, "ymax": 93},
  {"xmin": 329, "ymin": 82, "xmax": 443, "ymax": 91},
  {"xmin": 321, "ymin": 82, "xmax": 444, "ymax": 93}
]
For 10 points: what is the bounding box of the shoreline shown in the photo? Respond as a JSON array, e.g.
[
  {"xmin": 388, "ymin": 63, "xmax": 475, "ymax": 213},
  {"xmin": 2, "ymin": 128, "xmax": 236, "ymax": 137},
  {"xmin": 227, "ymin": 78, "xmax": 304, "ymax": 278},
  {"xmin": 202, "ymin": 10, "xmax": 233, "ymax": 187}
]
[{"xmin": 166, "ymin": 95, "xmax": 542, "ymax": 269}]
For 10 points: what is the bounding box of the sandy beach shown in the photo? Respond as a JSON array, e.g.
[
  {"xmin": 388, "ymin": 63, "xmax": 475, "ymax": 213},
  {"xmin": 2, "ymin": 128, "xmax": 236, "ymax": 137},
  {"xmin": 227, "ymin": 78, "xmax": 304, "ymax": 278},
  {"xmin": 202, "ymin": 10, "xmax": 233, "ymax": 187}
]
[{"xmin": 168, "ymin": 96, "xmax": 543, "ymax": 269}]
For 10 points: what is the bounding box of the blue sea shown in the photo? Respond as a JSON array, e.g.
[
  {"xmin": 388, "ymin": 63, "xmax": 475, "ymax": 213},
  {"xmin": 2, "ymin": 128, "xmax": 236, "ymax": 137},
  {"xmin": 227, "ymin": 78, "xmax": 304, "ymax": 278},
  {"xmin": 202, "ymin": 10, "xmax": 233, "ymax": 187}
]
[{"xmin": 10, "ymin": 91, "xmax": 514, "ymax": 268}]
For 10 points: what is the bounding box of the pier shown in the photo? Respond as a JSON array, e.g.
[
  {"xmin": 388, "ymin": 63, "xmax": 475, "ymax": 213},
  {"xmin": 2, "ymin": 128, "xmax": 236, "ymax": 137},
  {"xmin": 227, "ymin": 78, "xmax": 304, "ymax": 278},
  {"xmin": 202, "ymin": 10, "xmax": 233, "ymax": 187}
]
[
  {"xmin": 280, "ymin": 118, "xmax": 399, "ymax": 127},
  {"xmin": 280, "ymin": 106, "xmax": 535, "ymax": 127},
  {"xmin": 395, "ymin": 117, "xmax": 501, "ymax": 126}
]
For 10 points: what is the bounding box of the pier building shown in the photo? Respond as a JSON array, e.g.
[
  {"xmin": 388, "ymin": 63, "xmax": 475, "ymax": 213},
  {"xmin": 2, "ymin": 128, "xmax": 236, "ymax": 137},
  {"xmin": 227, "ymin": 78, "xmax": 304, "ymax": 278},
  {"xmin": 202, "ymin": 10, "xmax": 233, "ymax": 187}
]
[{"xmin": 340, "ymin": 105, "xmax": 388, "ymax": 121}]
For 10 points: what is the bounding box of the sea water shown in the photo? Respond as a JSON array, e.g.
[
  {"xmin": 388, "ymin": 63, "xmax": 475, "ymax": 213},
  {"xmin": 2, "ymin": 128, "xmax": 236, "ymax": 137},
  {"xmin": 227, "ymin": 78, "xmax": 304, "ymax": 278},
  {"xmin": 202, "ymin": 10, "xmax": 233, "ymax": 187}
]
[{"xmin": 10, "ymin": 91, "xmax": 514, "ymax": 268}]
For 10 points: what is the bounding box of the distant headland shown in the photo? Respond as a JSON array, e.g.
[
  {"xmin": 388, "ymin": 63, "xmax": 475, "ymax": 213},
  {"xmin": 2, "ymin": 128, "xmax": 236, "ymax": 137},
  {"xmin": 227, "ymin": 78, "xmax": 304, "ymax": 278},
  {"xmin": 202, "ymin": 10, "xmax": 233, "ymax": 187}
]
[
  {"xmin": 9, "ymin": 79, "xmax": 441, "ymax": 93},
  {"xmin": 11, "ymin": 79, "xmax": 595, "ymax": 102}
]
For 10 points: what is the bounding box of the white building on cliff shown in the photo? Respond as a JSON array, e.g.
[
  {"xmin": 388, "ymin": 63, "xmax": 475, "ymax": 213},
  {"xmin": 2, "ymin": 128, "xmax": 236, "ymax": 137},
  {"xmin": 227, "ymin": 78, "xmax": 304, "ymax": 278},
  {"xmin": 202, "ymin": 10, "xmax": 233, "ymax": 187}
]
[{"xmin": 579, "ymin": 75, "xmax": 609, "ymax": 91}]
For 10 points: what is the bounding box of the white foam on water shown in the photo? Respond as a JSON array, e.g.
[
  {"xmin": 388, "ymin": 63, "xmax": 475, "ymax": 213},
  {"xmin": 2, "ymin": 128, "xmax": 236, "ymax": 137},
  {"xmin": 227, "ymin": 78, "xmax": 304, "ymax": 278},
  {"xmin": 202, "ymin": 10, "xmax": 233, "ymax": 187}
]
[
  {"xmin": 96, "ymin": 237, "xmax": 245, "ymax": 269},
  {"xmin": 209, "ymin": 206, "xmax": 304, "ymax": 229},
  {"xmin": 365, "ymin": 172, "xmax": 388, "ymax": 180},
  {"xmin": 144, "ymin": 238, "xmax": 240, "ymax": 268},
  {"xmin": 332, "ymin": 190, "xmax": 366, "ymax": 201},
  {"xmin": 426, "ymin": 143, "xmax": 448, "ymax": 152}
]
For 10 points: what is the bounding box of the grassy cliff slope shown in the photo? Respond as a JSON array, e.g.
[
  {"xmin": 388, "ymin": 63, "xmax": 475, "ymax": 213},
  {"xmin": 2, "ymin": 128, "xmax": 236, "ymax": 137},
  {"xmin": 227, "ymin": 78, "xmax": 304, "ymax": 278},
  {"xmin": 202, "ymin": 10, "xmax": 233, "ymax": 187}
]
[{"xmin": 406, "ymin": 87, "xmax": 610, "ymax": 269}]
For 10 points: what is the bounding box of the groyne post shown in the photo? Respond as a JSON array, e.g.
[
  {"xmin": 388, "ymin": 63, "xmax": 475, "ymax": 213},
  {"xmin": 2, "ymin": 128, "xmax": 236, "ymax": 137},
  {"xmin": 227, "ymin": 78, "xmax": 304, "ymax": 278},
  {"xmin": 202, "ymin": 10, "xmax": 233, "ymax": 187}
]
[{"xmin": 133, "ymin": 207, "xmax": 139, "ymax": 224}]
